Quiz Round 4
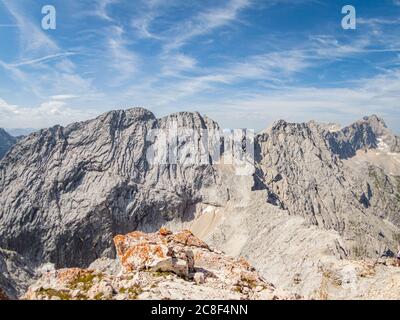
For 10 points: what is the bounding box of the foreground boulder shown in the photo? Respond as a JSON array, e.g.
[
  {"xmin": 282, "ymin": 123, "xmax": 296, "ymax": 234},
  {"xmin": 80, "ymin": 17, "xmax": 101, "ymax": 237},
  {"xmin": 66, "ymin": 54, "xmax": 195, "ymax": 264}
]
[
  {"xmin": 114, "ymin": 228, "xmax": 208, "ymax": 277},
  {"xmin": 23, "ymin": 229, "xmax": 292, "ymax": 300}
]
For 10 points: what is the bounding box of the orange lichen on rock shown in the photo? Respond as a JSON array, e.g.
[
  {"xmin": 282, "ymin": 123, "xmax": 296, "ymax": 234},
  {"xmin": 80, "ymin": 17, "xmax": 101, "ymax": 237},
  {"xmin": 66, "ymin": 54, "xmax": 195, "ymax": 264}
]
[
  {"xmin": 159, "ymin": 227, "xmax": 172, "ymax": 236},
  {"xmin": 112, "ymin": 229, "xmax": 202, "ymax": 277},
  {"xmin": 119, "ymin": 243, "xmax": 169, "ymax": 272},
  {"xmin": 169, "ymin": 230, "xmax": 209, "ymax": 249},
  {"xmin": 114, "ymin": 231, "xmax": 152, "ymax": 260}
]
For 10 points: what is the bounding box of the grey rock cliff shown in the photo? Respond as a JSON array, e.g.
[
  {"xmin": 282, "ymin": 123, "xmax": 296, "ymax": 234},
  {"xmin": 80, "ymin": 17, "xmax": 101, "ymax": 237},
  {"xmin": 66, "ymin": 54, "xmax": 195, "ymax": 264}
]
[
  {"xmin": 0, "ymin": 128, "xmax": 16, "ymax": 160},
  {"xmin": 254, "ymin": 116, "xmax": 400, "ymax": 256},
  {"xmin": 0, "ymin": 248, "xmax": 36, "ymax": 299},
  {"xmin": 0, "ymin": 108, "xmax": 225, "ymax": 268},
  {"xmin": 326, "ymin": 115, "xmax": 400, "ymax": 158}
]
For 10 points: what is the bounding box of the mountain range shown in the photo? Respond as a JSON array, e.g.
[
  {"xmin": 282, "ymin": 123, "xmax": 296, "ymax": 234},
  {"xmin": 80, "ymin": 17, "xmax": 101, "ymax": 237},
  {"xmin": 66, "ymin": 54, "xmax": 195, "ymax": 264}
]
[{"xmin": 1, "ymin": 108, "xmax": 400, "ymax": 300}]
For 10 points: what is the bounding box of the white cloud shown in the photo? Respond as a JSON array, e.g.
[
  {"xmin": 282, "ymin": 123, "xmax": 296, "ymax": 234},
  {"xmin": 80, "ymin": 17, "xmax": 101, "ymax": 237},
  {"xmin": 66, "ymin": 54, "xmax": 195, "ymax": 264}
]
[
  {"xmin": 93, "ymin": 0, "xmax": 119, "ymax": 21},
  {"xmin": 107, "ymin": 26, "xmax": 139, "ymax": 82},
  {"xmin": 164, "ymin": 0, "xmax": 251, "ymax": 51},
  {"xmin": 0, "ymin": 24, "xmax": 18, "ymax": 27},
  {"xmin": 1, "ymin": 1, "xmax": 98, "ymax": 101},
  {"xmin": 131, "ymin": 11, "xmax": 164, "ymax": 40},
  {"xmin": 1, "ymin": 0, "xmax": 399, "ymax": 132},
  {"xmin": 9, "ymin": 53, "xmax": 78, "ymax": 68},
  {"xmin": 2, "ymin": 0, "xmax": 59, "ymax": 56},
  {"xmin": 50, "ymin": 95, "xmax": 79, "ymax": 101},
  {"xmin": 124, "ymin": 50, "xmax": 309, "ymax": 107},
  {"xmin": 194, "ymin": 69, "xmax": 400, "ymax": 130},
  {"xmin": 160, "ymin": 53, "xmax": 197, "ymax": 76},
  {"xmin": 0, "ymin": 98, "xmax": 98, "ymax": 128},
  {"xmin": 129, "ymin": 0, "xmax": 251, "ymax": 51}
]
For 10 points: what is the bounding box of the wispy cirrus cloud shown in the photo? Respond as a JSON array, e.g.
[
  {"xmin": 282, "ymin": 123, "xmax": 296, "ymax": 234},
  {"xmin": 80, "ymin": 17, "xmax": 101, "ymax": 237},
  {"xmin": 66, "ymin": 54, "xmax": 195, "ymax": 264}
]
[
  {"xmin": 2, "ymin": 0, "xmax": 59, "ymax": 56},
  {"xmin": 163, "ymin": 0, "xmax": 251, "ymax": 51},
  {"xmin": 83, "ymin": 0, "xmax": 119, "ymax": 22},
  {"xmin": 130, "ymin": 0, "xmax": 252, "ymax": 50},
  {"xmin": 0, "ymin": 23, "xmax": 18, "ymax": 27},
  {"xmin": 0, "ymin": 0, "xmax": 98, "ymax": 101},
  {"xmin": 1, "ymin": 0, "xmax": 400, "ymax": 132},
  {"xmin": 96, "ymin": 0, "xmax": 117, "ymax": 21},
  {"xmin": 123, "ymin": 49, "xmax": 310, "ymax": 108},
  {"xmin": 9, "ymin": 52, "xmax": 79, "ymax": 67},
  {"xmin": 107, "ymin": 26, "xmax": 139, "ymax": 82}
]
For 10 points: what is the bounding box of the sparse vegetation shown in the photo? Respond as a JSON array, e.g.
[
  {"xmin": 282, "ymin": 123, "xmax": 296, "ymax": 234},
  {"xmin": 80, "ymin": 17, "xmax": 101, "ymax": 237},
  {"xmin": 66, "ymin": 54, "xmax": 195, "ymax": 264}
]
[
  {"xmin": 94, "ymin": 292, "xmax": 104, "ymax": 300},
  {"xmin": 38, "ymin": 288, "xmax": 72, "ymax": 300},
  {"xmin": 119, "ymin": 285, "xmax": 142, "ymax": 299},
  {"xmin": 152, "ymin": 270, "xmax": 174, "ymax": 278},
  {"xmin": 68, "ymin": 271, "xmax": 99, "ymax": 291},
  {"xmin": 240, "ymin": 276, "xmax": 257, "ymax": 289}
]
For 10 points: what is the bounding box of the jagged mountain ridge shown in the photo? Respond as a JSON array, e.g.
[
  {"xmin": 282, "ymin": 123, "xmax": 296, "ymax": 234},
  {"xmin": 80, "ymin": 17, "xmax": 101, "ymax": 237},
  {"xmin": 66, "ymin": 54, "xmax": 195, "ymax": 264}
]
[
  {"xmin": 0, "ymin": 108, "xmax": 400, "ymax": 275},
  {"xmin": 254, "ymin": 115, "xmax": 400, "ymax": 256},
  {"xmin": 326, "ymin": 115, "xmax": 400, "ymax": 158}
]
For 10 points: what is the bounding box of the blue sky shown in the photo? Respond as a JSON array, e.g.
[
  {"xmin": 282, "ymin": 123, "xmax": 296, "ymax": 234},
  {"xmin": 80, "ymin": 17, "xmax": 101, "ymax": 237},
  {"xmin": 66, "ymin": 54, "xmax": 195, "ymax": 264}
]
[{"xmin": 1, "ymin": 0, "xmax": 400, "ymax": 131}]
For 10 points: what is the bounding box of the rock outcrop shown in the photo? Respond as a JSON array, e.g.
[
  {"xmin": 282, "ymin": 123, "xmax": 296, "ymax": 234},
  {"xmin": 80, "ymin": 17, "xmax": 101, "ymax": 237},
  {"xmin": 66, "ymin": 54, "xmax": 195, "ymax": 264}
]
[
  {"xmin": 0, "ymin": 128, "xmax": 16, "ymax": 160},
  {"xmin": 23, "ymin": 229, "xmax": 290, "ymax": 300}
]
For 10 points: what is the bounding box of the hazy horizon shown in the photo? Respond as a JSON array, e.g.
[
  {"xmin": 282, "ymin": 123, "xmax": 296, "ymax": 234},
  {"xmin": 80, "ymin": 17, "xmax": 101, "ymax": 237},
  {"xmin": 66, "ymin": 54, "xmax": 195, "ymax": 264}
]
[{"xmin": 2, "ymin": 108, "xmax": 398, "ymax": 136}]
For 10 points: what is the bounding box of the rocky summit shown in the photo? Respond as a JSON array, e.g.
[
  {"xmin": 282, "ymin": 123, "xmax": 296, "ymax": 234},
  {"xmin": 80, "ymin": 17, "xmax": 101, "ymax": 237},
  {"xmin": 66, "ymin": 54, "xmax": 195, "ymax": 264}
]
[
  {"xmin": 22, "ymin": 229, "xmax": 289, "ymax": 300},
  {"xmin": 1, "ymin": 108, "xmax": 400, "ymax": 299}
]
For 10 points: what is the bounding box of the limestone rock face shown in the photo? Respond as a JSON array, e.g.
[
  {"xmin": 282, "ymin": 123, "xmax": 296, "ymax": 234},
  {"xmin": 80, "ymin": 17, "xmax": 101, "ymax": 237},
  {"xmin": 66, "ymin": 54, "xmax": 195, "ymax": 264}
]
[
  {"xmin": 0, "ymin": 128, "xmax": 16, "ymax": 160},
  {"xmin": 23, "ymin": 229, "xmax": 290, "ymax": 300},
  {"xmin": 254, "ymin": 117, "xmax": 400, "ymax": 257},
  {"xmin": 0, "ymin": 248, "xmax": 37, "ymax": 299},
  {"xmin": 326, "ymin": 115, "xmax": 399, "ymax": 158},
  {"xmin": 0, "ymin": 108, "xmax": 225, "ymax": 268}
]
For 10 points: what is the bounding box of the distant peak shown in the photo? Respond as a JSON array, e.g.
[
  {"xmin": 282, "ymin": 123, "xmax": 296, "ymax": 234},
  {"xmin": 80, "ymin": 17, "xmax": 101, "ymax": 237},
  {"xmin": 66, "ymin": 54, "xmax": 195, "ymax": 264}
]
[
  {"xmin": 92, "ymin": 107, "xmax": 156, "ymax": 126},
  {"xmin": 360, "ymin": 114, "xmax": 387, "ymax": 128}
]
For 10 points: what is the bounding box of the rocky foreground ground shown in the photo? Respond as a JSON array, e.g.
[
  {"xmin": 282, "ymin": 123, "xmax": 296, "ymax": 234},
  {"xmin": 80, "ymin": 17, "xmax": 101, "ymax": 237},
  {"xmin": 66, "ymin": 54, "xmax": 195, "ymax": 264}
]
[
  {"xmin": 2, "ymin": 228, "xmax": 400, "ymax": 300},
  {"xmin": 20, "ymin": 229, "xmax": 292, "ymax": 300}
]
